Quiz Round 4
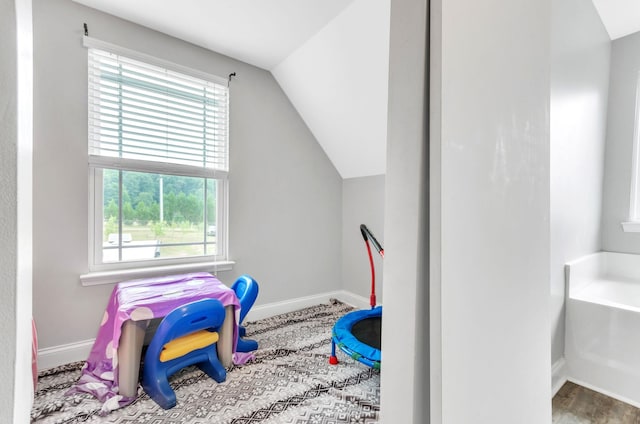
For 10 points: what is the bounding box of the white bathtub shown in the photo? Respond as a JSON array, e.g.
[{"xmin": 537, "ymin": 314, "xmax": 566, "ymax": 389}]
[{"xmin": 565, "ymin": 252, "xmax": 640, "ymax": 407}]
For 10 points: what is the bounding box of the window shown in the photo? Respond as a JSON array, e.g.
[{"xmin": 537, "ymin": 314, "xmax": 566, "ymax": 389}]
[
  {"xmin": 85, "ymin": 38, "xmax": 229, "ymax": 272},
  {"xmin": 624, "ymin": 72, "xmax": 640, "ymax": 232}
]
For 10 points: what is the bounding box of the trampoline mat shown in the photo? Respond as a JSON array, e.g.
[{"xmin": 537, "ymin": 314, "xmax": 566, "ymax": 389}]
[{"xmin": 351, "ymin": 316, "xmax": 381, "ymax": 350}]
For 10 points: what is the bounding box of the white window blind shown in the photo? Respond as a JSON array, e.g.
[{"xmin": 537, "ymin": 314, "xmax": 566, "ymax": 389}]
[{"xmin": 88, "ymin": 47, "xmax": 229, "ymax": 177}]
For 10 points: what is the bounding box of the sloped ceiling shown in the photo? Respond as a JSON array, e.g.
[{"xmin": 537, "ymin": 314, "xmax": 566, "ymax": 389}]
[
  {"xmin": 273, "ymin": 0, "xmax": 390, "ymax": 178},
  {"xmin": 591, "ymin": 0, "xmax": 640, "ymax": 40},
  {"xmin": 72, "ymin": 0, "xmax": 357, "ymax": 70},
  {"xmin": 72, "ymin": 0, "xmax": 390, "ymax": 179}
]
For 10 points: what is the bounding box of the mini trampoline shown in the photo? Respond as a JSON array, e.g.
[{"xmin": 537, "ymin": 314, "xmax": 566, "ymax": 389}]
[{"xmin": 330, "ymin": 224, "xmax": 384, "ymax": 370}]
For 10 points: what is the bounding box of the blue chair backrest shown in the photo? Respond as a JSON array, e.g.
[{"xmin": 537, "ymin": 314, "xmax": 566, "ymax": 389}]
[
  {"xmin": 231, "ymin": 274, "xmax": 259, "ymax": 324},
  {"xmin": 155, "ymin": 298, "xmax": 226, "ymax": 346}
]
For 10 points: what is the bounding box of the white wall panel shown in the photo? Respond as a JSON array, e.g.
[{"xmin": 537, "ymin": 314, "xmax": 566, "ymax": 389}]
[
  {"xmin": 380, "ymin": 0, "xmax": 429, "ymax": 421},
  {"xmin": 436, "ymin": 0, "xmax": 552, "ymax": 421},
  {"xmin": 1, "ymin": 0, "xmax": 34, "ymax": 422}
]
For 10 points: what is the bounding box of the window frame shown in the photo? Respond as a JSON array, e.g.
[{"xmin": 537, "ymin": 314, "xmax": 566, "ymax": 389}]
[{"xmin": 82, "ymin": 37, "xmax": 232, "ymax": 283}]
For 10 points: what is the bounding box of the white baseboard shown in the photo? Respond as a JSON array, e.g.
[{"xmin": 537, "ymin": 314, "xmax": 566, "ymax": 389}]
[
  {"xmin": 551, "ymin": 357, "xmax": 568, "ymax": 396},
  {"xmin": 244, "ymin": 290, "xmax": 371, "ymax": 322},
  {"xmin": 37, "ymin": 290, "xmax": 368, "ymax": 370},
  {"xmin": 334, "ymin": 290, "xmax": 375, "ymax": 310},
  {"xmin": 37, "ymin": 339, "xmax": 95, "ymax": 371}
]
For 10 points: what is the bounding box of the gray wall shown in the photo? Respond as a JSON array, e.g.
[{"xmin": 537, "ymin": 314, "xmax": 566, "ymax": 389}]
[
  {"xmin": 602, "ymin": 32, "xmax": 640, "ymax": 253},
  {"xmin": 342, "ymin": 175, "xmax": 385, "ymax": 302},
  {"xmin": 550, "ymin": 0, "xmax": 610, "ymax": 371},
  {"xmin": 33, "ymin": 0, "xmax": 342, "ymax": 350}
]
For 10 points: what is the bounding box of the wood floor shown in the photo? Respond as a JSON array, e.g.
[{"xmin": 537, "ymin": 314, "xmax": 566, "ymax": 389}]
[{"xmin": 553, "ymin": 382, "xmax": 640, "ymax": 423}]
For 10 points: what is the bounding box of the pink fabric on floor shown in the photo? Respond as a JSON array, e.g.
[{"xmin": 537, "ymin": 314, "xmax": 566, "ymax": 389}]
[{"xmin": 67, "ymin": 272, "xmax": 247, "ymax": 414}]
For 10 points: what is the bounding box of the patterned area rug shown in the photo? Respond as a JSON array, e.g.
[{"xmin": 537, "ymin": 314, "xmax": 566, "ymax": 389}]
[{"xmin": 32, "ymin": 300, "xmax": 380, "ymax": 423}]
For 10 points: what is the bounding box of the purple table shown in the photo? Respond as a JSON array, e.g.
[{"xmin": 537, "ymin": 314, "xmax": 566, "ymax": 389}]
[{"xmin": 67, "ymin": 272, "xmax": 250, "ymax": 414}]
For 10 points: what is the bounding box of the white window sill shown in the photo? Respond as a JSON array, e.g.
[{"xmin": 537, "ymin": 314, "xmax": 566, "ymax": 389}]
[
  {"xmin": 79, "ymin": 260, "xmax": 235, "ymax": 286},
  {"xmin": 622, "ymin": 221, "xmax": 640, "ymax": 233}
]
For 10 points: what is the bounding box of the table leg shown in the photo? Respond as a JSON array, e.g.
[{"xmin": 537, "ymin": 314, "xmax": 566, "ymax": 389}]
[
  {"xmin": 217, "ymin": 306, "xmax": 234, "ymax": 367},
  {"xmin": 118, "ymin": 319, "xmax": 149, "ymax": 398}
]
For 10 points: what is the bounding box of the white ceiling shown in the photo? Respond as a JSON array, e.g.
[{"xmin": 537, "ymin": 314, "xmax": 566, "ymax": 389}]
[
  {"xmin": 72, "ymin": 0, "xmax": 356, "ymax": 71},
  {"xmin": 592, "ymin": 0, "xmax": 640, "ymax": 40},
  {"xmin": 73, "ymin": 0, "xmax": 390, "ymax": 179}
]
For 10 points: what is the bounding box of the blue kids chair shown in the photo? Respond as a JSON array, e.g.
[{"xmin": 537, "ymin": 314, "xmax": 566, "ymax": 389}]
[
  {"xmin": 231, "ymin": 274, "xmax": 259, "ymax": 352},
  {"xmin": 142, "ymin": 298, "xmax": 227, "ymax": 409}
]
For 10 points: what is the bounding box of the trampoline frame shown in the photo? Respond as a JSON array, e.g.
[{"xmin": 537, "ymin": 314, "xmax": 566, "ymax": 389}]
[
  {"xmin": 330, "ymin": 224, "xmax": 384, "ymax": 369},
  {"xmin": 331, "ymin": 306, "xmax": 381, "ymax": 369}
]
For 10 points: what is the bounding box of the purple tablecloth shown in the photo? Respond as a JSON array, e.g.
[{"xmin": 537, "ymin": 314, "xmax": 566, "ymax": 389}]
[{"xmin": 67, "ymin": 272, "xmax": 247, "ymax": 414}]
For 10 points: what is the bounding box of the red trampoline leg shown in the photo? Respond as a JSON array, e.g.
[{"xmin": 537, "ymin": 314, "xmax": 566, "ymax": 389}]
[{"xmin": 329, "ymin": 339, "xmax": 339, "ymax": 365}]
